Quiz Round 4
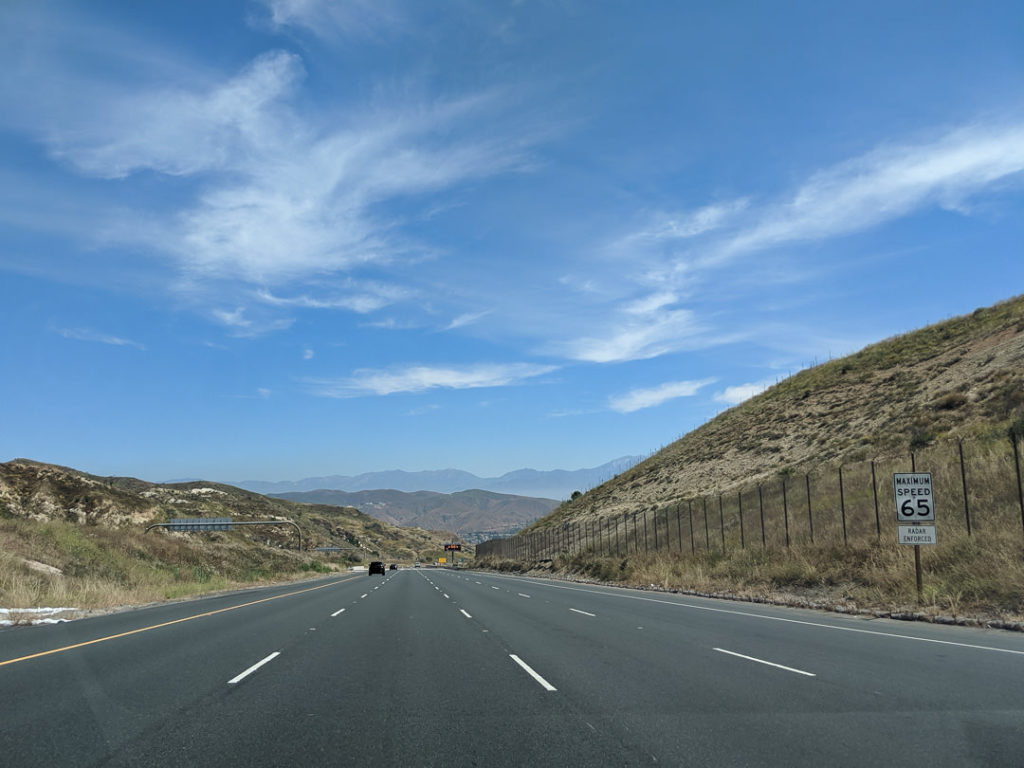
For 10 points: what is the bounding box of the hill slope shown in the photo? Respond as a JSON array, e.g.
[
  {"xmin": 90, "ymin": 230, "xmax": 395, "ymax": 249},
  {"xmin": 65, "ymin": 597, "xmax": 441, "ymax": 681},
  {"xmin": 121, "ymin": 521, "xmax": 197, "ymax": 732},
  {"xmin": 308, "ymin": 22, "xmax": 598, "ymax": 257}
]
[
  {"xmin": 0, "ymin": 459, "xmax": 467, "ymax": 614},
  {"xmin": 273, "ymin": 488, "xmax": 559, "ymax": 542},
  {"xmin": 233, "ymin": 456, "xmax": 642, "ymax": 500},
  {"xmin": 551, "ymin": 295, "xmax": 1024, "ymax": 523}
]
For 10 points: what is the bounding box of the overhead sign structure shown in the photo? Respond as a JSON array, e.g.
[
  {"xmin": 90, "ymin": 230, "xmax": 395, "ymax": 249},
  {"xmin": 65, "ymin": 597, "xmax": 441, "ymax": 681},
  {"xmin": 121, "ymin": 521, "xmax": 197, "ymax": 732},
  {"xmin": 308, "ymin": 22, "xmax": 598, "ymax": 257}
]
[
  {"xmin": 893, "ymin": 473, "xmax": 935, "ymax": 522},
  {"xmin": 444, "ymin": 543, "xmax": 462, "ymax": 551}
]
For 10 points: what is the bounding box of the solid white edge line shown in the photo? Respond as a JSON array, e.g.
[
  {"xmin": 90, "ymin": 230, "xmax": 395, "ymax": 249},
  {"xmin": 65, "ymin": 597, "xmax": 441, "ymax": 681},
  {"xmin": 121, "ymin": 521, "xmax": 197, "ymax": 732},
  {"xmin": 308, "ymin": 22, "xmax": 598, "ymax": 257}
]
[
  {"xmin": 331, "ymin": 608, "xmax": 346, "ymax": 617},
  {"xmin": 228, "ymin": 651, "xmax": 281, "ymax": 684},
  {"xmin": 460, "ymin": 609, "xmax": 472, "ymax": 618},
  {"xmin": 509, "ymin": 654, "xmax": 557, "ymax": 691},
  {"xmin": 570, "ymin": 608, "xmax": 596, "ymax": 617},
  {"xmin": 713, "ymin": 648, "xmax": 816, "ymax": 677}
]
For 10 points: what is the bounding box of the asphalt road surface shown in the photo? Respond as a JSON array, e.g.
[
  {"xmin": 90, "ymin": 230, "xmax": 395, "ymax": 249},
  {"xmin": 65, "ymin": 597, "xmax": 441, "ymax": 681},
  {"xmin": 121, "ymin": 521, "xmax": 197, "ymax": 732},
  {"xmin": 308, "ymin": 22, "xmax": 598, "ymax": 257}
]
[{"xmin": 2, "ymin": 568, "xmax": 1024, "ymax": 767}]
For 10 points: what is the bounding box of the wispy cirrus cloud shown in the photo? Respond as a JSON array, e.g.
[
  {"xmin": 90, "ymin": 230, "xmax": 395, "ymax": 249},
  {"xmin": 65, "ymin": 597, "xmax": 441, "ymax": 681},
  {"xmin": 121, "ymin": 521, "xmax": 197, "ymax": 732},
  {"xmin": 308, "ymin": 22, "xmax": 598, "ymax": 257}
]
[
  {"xmin": 210, "ymin": 307, "xmax": 294, "ymax": 337},
  {"xmin": 443, "ymin": 311, "xmax": 490, "ymax": 331},
  {"xmin": 47, "ymin": 50, "xmax": 303, "ymax": 180},
  {"xmin": 546, "ymin": 290, "xmax": 711, "ymax": 364},
  {"xmin": 306, "ymin": 362, "xmax": 558, "ymax": 397},
  {"xmin": 10, "ymin": 32, "xmax": 536, "ymax": 324},
  {"xmin": 615, "ymin": 200, "xmax": 749, "ymax": 248},
  {"xmin": 608, "ymin": 378, "xmax": 716, "ymax": 413},
  {"xmin": 713, "ymin": 122, "xmax": 1024, "ymax": 265},
  {"xmin": 556, "ymin": 121, "xmax": 1024, "ymax": 367},
  {"xmin": 57, "ymin": 327, "xmax": 146, "ymax": 350},
  {"xmin": 259, "ymin": 0, "xmax": 406, "ymax": 38},
  {"xmin": 255, "ymin": 282, "xmax": 413, "ymax": 314}
]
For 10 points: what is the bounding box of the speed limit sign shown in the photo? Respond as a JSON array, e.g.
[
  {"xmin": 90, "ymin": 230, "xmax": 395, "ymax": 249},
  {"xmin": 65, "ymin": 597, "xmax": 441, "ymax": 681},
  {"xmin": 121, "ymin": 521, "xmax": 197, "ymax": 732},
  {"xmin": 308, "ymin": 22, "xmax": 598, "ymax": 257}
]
[{"xmin": 893, "ymin": 473, "xmax": 934, "ymax": 522}]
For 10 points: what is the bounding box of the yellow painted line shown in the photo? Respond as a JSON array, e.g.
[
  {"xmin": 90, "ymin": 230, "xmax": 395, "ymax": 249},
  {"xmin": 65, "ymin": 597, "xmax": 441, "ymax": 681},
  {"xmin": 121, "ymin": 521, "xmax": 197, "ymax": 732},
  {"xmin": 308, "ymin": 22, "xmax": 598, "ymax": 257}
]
[{"xmin": 0, "ymin": 576, "xmax": 357, "ymax": 668}]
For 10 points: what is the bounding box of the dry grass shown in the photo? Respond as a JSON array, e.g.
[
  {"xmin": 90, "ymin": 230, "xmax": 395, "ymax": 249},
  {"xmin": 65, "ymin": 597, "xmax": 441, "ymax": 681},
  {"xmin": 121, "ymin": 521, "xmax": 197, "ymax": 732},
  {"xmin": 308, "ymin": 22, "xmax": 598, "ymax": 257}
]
[
  {"xmin": 479, "ymin": 434, "xmax": 1024, "ymax": 620},
  {"xmin": 537, "ymin": 295, "xmax": 1024, "ymax": 523},
  {"xmin": 0, "ymin": 458, "xmax": 469, "ymax": 615},
  {"xmin": 481, "ymin": 532, "xmax": 1024, "ymax": 622},
  {"xmin": 0, "ymin": 517, "xmax": 334, "ymax": 613},
  {"xmin": 478, "ymin": 298, "xmax": 1024, "ymax": 621}
]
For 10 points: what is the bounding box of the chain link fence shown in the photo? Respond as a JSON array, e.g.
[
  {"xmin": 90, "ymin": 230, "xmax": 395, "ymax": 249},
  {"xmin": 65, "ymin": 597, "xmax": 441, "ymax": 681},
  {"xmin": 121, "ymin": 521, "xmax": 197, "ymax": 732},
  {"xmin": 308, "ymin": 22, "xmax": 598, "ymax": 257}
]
[{"xmin": 477, "ymin": 431, "xmax": 1024, "ymax": 561}]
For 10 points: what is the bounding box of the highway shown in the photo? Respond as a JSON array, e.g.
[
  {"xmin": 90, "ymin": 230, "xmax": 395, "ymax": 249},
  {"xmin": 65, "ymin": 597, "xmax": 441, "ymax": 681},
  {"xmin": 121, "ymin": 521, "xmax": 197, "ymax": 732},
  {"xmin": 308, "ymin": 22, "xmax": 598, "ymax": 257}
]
[{"xmin": 2, "ymin": 568, "xmax": 1024, "ymax": 766}]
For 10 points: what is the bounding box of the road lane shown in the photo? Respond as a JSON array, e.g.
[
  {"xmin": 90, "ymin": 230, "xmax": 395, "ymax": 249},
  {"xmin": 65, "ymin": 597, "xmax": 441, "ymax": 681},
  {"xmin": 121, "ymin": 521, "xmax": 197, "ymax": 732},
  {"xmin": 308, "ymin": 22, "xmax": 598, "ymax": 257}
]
[
  {"xmin": 99, "ymin": 569, "xmax": 640, "ymax": 767},
  {"xmin": 428, "ymin": 569, "xmax": 1024, "ymax": 766},
  {"xmin": 0, "ymin": 573, "xmax": 373, "ymax": 765},
  {"xmin": 3, "ymin": 567, "xmax": 1023, "ymax": 766}
]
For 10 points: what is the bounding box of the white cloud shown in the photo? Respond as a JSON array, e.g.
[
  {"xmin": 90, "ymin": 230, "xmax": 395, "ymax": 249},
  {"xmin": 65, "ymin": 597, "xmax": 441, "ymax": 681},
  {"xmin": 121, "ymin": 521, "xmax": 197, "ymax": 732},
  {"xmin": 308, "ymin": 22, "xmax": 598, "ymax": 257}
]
[
  {"xmin": 57, "ymin": 327, "xmax": 145, "ymax": 350},
  {"xmin": 624, "ymin": 292, "xmax": 677, "ymax": 316},
  {"xmin": 256, "ymin": 284, "xmax": 412, "ymax": 314},
  {"xmin": 50, "ymin": 51, "xmax": 304, "ymax": 179},
  {"xmin": 713, "ymin": 379, "xmax": 775, "ymax": 405},
  {"xmin": 260, "ymin": 0, "xmax": 405, "ymax": 38},
  {"xmin": 609, "ymin": 378, "xmax": 716, "ymax": 413},
  {"xmin": 168, "ymin": 91, "xmax": 529, "ymax": 285},
  {"xmin": 302, "ymin": 348, "xmax": 314, "ymax": 360},
  {"xmin": 571, "ymin": 121, "xmax": 1024, "ymax": 367},
  {"xmin": 718, "ymin": 123, "xmax": 1024, "ymax": 263},
  {"xmin": 210, "ymin": 307, "xmax": 294, "ymax": 337},
  {"xmin": 18, "ymin": 41, "xmax": 533, "ymax": 297},
  {"xmin": 551, "ymin": 307, "xmax": 704, "ymax": 364},
  {"xmin": 306, "ymin": 362, "xmax": 558, "ymax": 397},
  {"xmin": 618, "ymin": 200, "xmax": 748, "ymax": 246},
  {"xmin": 444, "ymin": 311, "xmax": 490, "ymax": 331},
  {"xmin": 257, "ymin": 387, "xmax": 272, "ymax": 399}
]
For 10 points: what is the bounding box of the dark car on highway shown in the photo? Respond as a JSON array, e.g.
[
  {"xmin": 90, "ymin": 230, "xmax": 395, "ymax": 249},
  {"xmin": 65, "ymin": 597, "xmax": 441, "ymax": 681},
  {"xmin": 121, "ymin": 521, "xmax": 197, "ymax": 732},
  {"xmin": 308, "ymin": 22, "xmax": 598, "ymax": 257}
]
[{"xmin": 368, "ymin": 561, "xmax": 385, "ymax": 575}]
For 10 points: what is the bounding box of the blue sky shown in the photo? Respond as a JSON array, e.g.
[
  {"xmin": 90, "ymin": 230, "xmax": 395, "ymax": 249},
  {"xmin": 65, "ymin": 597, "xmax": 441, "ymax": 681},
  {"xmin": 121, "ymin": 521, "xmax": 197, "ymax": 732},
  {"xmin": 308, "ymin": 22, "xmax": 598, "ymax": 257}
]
[{"xmin": 2, "ymin": 1, "xmax": 1023, "ymax": 484}]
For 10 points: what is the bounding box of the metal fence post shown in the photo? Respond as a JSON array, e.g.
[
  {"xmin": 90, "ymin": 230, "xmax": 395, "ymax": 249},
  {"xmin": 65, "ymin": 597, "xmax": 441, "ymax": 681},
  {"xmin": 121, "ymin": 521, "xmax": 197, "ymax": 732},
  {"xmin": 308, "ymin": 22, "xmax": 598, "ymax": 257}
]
[
  {"xmin": 839, "ymin": 464, "xmax": 848, "ymax": 545},
  {"xmin": 782, "ymin": 478, "xmax": 790, "ymax": 548},
  {"xmin": 958, "ymin": 440, "xmax": 972, "ymax": 536},
  {"xmin": 688, "ymin": 500, "xmax": 695, "ymax": 554},
  {"xmin": 806, "ymin": 473, "xmax": 814, "ymax": 544},
  {"xmin": 703, "ymin": 497, "xmax": 710, "ymax": 549},
  {"xmin": 738, "ymin": 491, "xmax": 745, "ymax": 549},
  {"xmin": 1013, "ymin": 429, "xmax": 1024, "ymax": 538},
  {"xmin": 758, "ymin": 485, "xmax": 766, "ymax": 548},
  {"xmin": 718, "ymin": 494, "xmax": 726, "ymax": 551},
  {"xmin": 871, "ymin": 459, "xmax": 881, "ymax": 540}
]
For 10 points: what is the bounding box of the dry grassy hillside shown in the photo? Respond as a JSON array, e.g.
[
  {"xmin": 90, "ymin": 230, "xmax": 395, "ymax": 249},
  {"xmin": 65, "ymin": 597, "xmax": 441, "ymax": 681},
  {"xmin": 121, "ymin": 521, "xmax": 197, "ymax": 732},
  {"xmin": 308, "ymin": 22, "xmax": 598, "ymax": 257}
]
[
  {"xmin": 0, "ymin": 459, "xmax": 465, "ymax": 615},
  {"xmin": 555, "ymin": 295, "xmax": 1024, "ymax": 523},
  {"xmin": 479, "ymin": 296, "xmax": 1024, "ymax": 621}
]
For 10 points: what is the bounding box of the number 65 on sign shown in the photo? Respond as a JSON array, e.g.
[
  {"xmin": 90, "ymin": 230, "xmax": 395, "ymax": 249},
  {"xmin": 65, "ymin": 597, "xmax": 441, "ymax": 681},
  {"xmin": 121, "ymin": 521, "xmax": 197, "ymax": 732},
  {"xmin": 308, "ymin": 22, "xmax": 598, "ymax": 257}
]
[{"xmin": 893, "ymin": 473, "xmax": 934, "ymax": 522}]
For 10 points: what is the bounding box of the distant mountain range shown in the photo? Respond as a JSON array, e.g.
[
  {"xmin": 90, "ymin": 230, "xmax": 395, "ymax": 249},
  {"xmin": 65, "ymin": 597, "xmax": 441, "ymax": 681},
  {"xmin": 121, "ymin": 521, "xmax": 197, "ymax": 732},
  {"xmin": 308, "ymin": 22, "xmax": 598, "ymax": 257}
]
[
  {"xmin": 273, "ymin": 488, "xmax": 560, "ymax": 543},
  {"xmin": 230, "ymin": 456, "xmax": 642, "ymax": 501}
]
